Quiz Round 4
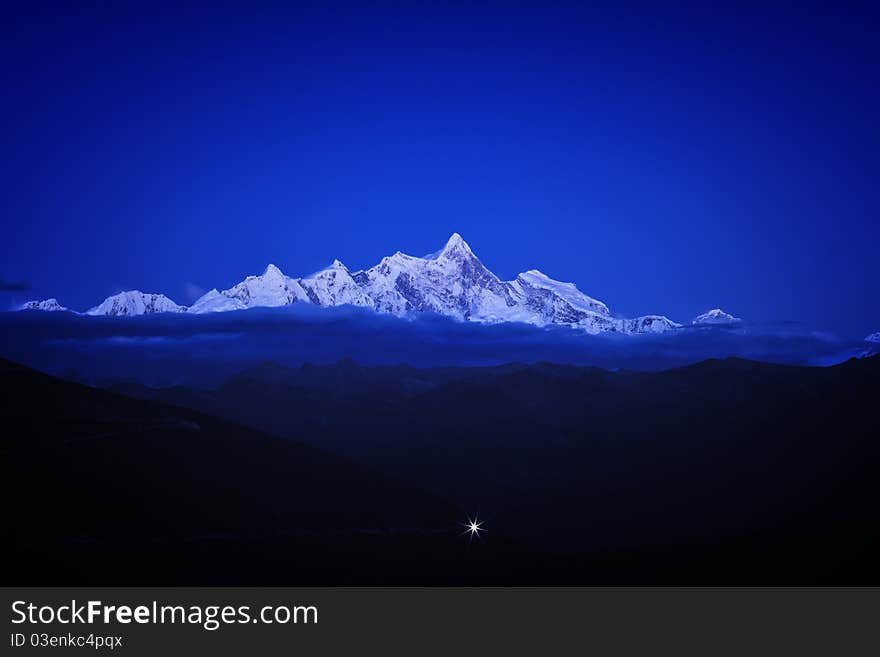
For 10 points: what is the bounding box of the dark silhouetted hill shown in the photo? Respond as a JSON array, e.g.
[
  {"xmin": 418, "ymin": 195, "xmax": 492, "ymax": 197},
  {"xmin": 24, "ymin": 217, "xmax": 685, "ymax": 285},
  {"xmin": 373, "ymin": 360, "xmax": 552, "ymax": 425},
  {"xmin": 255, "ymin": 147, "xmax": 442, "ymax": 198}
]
[{"xmin": 108, "ymin": 355, "xmax": 880, "ymax": 583}]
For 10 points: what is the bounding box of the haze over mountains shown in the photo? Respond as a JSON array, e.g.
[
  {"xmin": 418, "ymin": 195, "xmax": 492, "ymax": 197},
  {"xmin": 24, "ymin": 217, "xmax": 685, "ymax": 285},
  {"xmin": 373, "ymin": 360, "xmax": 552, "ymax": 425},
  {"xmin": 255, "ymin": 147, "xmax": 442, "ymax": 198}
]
[{"xmin": 18, "ymin": 233, "xmax": 724, "ymax": 335}]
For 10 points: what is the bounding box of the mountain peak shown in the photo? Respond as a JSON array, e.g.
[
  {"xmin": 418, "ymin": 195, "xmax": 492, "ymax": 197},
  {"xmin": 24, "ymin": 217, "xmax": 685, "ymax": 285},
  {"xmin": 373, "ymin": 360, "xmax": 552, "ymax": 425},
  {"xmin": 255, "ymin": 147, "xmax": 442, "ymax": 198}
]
[
  {"xmin": 86, "ymin": 291, "xmax": 186, "ymax": 316},
  {"xmin": 520, "ymin": 269, "xmax": 553, "ymax": 282},
  {"xmin": 515, "ymin": 269, "xmax": 611, "ymax": 317},
  {"xmin": 263, "ymin": 263, "xmax": 285, "ymax": 277},
  {"xmin": 693, "ymin": 308, "xmax": 740, "ymax": 324},
  {"xmin": 437, "ymin": 232, "xmax": 475, "ymax": 259},
  {"xmin": 190, "ymin": 288, "xmax": 246, "ymax": 314},
  {"xmin": 19, "ymin": 298, "xmax": 68, "ymax": 312}
]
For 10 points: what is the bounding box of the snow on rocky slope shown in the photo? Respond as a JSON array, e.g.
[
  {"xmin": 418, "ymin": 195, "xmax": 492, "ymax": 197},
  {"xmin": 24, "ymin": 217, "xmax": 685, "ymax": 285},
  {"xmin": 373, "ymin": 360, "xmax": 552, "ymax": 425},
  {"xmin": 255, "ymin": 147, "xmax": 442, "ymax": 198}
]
[
  {"xmin": 86, "ymin": 291, "xmax": 186, "ymax": 316},
  {"xmin": 300, "ymin": 260, "xmax": 373, "ymax": 308},
  {"xmin": 219, "ymin": 264, "xmax": 310, "ymax": 308}
]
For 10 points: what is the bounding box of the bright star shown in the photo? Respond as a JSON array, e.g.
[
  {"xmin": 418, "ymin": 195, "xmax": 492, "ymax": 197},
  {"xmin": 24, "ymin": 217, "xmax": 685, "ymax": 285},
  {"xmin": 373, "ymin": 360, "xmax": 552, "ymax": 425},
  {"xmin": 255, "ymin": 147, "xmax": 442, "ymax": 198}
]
[{"xmin": 460, "ymin": 513, "xmax": 486, "ymax": 542}]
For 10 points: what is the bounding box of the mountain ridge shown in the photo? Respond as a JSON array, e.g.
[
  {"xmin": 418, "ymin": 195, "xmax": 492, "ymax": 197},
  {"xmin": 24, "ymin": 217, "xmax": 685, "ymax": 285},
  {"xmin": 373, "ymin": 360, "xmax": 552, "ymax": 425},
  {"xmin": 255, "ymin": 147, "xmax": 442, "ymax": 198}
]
[{"xmin": 17, "ymin": 233, "xmax": 713, "ymax": 335}]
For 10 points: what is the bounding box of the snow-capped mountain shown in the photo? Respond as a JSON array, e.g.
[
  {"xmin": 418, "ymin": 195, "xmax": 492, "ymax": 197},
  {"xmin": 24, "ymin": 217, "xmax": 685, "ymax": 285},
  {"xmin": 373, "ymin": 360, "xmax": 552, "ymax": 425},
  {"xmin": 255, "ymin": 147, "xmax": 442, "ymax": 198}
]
[
  {"xmin": 189, "ymin": 289, "xmax": 247, "ymax": 313},
  {"xmin": 219, "ymin": 263, "xmax": 310, "ymax": 308},
  {"xmin": 21, "ymin": 233, "xmax": 682, "ymax": 334},
  {"xmin": 623, "ymin": 315, "xmax": 683, "ymax": 334},
  {"xmin": 508, "ymin": 269, "xmax": 621, "ymax": 332},
  {"xmin": 353, "ymin": 233, "xmax": 519, "ymax": 320},
  {"xmin": 866, "ymin": 332, "xmax": 880, "ymax": 343},
  {"xmin": 307, "ymin": 233, "xmax": 676, "ymax": 334},
  {"xmin": 86, "ymin": 291, "xmax": 186, "ymax": 316},
  {"xmin": 18, "ymin": 298, "xmax": 69, "ymax": 312},
  {"xmin": 693, "ymin": 308, "xmax": 740, "ymax": 324},
  {"xmin": 300, "ymin": 260, "xmax": 373, "ymax": 308}
]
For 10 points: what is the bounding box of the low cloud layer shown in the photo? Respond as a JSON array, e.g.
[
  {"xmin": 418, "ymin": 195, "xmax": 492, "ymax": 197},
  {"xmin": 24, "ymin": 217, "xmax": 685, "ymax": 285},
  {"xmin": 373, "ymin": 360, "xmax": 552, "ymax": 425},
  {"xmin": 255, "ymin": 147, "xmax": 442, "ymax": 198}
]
[{"xmin": 0, "ymin": 305, "xmax": 874, "ymax": 387}]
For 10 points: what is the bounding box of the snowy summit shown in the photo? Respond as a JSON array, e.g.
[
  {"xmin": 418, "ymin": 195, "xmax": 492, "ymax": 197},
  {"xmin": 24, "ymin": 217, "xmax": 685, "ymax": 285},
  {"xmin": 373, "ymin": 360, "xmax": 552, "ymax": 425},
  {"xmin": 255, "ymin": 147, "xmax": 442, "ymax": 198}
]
[
  {"xmin": 18, "ymin": 298, "xmax": 69, "ymax": 312},
  {"xmin": 85, "ymin": 291, "xmax": 186, "ymax": 316},
  {"xmin": 693, "ymin": 308, "xmax": 741, "ymax": 325}
]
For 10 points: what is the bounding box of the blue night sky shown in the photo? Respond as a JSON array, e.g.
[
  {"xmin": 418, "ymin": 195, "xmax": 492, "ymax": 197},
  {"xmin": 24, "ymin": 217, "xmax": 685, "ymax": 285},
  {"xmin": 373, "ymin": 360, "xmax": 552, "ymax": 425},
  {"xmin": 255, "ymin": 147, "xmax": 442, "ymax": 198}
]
[{"xmin": 2, "ymin": 2, "xmax": 878, "ymax": 337}]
